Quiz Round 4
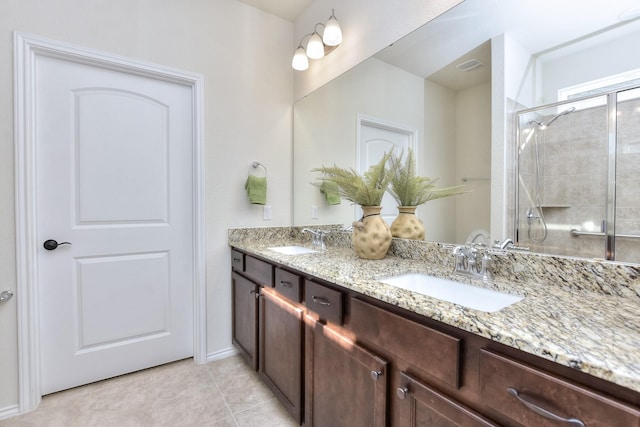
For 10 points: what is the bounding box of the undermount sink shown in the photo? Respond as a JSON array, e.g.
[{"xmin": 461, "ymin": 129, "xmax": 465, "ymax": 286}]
[
  {"xmin": 267, "ymin": 246, "xmax": 319, "ymax": 255},
  {"xmin": 378, "ymin": 273, "xmax": 523, "ymax": 312}
]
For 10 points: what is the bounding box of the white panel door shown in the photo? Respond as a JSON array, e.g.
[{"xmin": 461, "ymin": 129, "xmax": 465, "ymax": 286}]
[
  {"xmin": 36, "ymin": 54, "xmax": 194, "ymax": 394},
  {"xmin": 358, "ymin": 118, "xmax": 417, "ymax": 224}
]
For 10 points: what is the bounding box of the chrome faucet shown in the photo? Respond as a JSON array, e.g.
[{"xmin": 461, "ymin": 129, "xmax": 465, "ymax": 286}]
[
  {"xmin": 493, "ymin": 238, "xmax": 529, "ymax": 252},
  {"xmin": 452, "ymin": 244, "xmax": 492, "ymax": 282},
  {"xmin": 302, "ymin": 228, "xmax": 329, "ymax": 251},
  {"xmin": 496, "ymin": 238, "xmax": 514, "ymax": 249}
]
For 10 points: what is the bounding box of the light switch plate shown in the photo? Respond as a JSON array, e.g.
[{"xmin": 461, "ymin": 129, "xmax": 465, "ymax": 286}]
[
  {"xmin": 263, "ymin": 205, "xmax": 272, "ymax": 220},
  {"xmin": 311, "ymin": 205, "xmax": 319, "ymax": 219}
]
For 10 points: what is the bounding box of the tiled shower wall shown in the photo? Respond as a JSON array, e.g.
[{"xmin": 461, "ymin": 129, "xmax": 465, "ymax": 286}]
[{"xmin": 517, "ymin": 95, "xmax": 640, "ymax": 262}]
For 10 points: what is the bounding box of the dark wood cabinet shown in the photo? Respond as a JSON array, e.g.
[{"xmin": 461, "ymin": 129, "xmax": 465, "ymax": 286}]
[
  {"xmin": 231, "ymin": 272, "xmax": 259, "ymax": 370},
  {"xmin": 305, "ymin": 317, "xmax": 388, "ymax": 427},
  {"xmin": 259, "ymin": 286, "xmax": 304, "ymax": 424},
  {"xmin": 230, "ymin": 247, "xmax": 640, "ymax": 427},
  {"xmin": 480, "ymin": 349, "xmax": 640, "ymax": 427},
  {"xmin": 395, "ymin": 371, "xmax": 498, "ymax": 427},
  {"xmin": 232, "ymin": 253, "xmax": 304, "ymax": 423}
]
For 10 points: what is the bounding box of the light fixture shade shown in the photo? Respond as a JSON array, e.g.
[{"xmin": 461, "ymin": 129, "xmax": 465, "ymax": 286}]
[
  {"xmin": 323, "ymin": 16, "xmax": 342, "ymax": 46},
  {"xmin": 306, "ymin": 32, "xmax": 325, "ymax": 59},
  {"xmin": 291, "ymin": 46, "xmax": 309, "ymax": 71}
]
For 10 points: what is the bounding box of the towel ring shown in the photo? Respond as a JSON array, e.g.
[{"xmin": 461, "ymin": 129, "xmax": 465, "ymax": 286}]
[{"xmin": 249, "ymin": 161, "xmax": 267, "ymax": 176}]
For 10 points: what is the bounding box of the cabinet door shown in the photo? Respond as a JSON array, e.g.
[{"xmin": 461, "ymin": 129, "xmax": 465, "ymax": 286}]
[
  {"xmin": 259, "ymin": 287, "xmax": 304, "ymax": 424},
  {"xmin": 305, "ymin": 317, "xmax": 388, "ymax": 427},
  {"xmin": 396, "ymin": 371, "xmax": 498, "ymax": 427},
  {"xmin": 232, "ymin": 272, "xmax": 259, "ymax": 370}
]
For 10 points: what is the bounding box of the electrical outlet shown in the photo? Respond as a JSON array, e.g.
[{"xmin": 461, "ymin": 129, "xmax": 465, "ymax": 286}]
[
  {"xmin": 263, "ymin": 205, "xmax": 272, "ymax": 220},
  {"xmin": 311, "ymin": 205, "xmax": 319, "ymax": 219}
]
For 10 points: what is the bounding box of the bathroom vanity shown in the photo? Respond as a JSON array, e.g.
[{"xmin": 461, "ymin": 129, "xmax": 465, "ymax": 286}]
[{"xmin": 229, "ymin": 228, "xmax": 640, "ymax": 426}]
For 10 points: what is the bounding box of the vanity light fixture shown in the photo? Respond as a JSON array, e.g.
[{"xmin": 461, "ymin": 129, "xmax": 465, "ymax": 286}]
[{"xmin": 291, "ymin": 9, "xmax": 343, "ymax": 71}]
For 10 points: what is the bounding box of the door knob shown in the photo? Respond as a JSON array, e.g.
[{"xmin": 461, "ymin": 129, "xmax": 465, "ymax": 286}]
[
  {"xmin": 0, "ymin": 290, "xmax": 13, "ymax": 303},
  {"xmin": 43, "ymin": 239, "xmax": 72, "ymax": 250}
]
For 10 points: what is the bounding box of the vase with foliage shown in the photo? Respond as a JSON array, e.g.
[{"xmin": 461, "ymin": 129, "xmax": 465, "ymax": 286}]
[
  {"xmin": 388, "ymin": 149, "xmax": 467, "ymax": 240},
  {"xmin": 313, "ymin": 153, "xmax": 393, "ymax": 259}
]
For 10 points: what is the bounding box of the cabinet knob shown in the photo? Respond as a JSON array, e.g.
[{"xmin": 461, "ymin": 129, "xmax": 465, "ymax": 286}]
[
  {"xmin": 370, "ymin": 370, "xmax": 383, "ymax": 381},
  {"xmin": 396, "ymin": 386, "xmax": 409, "ymax": 400}
]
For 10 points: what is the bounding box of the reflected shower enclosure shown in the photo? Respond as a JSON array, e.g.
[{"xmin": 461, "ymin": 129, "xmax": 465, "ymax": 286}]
[{"xmin": 515, "ymin": 86, "xmax": 640, "ymax": 262}]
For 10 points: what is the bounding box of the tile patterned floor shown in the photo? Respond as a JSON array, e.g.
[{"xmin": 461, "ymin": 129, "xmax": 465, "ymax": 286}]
[{"xmin": 0, "ymin": 355, "xmax": 298, "ymax": 427}]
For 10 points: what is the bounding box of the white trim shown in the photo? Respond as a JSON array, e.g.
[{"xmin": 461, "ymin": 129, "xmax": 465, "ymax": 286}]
[
  {"xmin": 206, "ymin": 347, "xmax": 240, "ymax": 363},
  {"xmin": 0, "ymin": 405, "xmax": 20, "ymax": 421},
  {"xmin": 13, "ymin": 32, "xmax": 207, "ymax": 412}
]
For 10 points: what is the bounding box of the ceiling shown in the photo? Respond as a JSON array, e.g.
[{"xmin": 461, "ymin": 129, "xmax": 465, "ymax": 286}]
[{"xmin": 235, "ymin": 0, "xmax": 311, "ymax": 22}]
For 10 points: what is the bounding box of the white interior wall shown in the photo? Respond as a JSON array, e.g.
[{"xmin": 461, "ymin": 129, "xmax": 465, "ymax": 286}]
[
  {"xmin": 539, "ymin": 30, "xmax": 640, "ymax": 104},
  {"xmin": 490, "ymin": 33, "xmax": 536, "ymax": 242},
  {"xmin": 0, "ymin": 0, "xmax": 293, "ymax": 413}
]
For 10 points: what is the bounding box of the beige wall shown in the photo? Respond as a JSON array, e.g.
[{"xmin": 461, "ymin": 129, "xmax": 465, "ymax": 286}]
[
  {"xmin": 455, "ymin": 82, "xmax": 492, "ymax": 244},
  {"xmin": 422, "ymin": 80, "xmax": 492, "ymax": 244},
  {"xmin": 293, "ymin": 57, "xmax": 424, "ymax": 226},
  {"xmin": 422, "ymin": 80, "xmax": 457, "ymax": 242},
  {"xmin": 0, "ymin": 0, "xmax": 293, "ymax": 413}
]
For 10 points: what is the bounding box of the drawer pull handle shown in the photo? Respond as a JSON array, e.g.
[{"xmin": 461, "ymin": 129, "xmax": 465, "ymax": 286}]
[
  {"xmin": 507, "ymin": 388, "xmax": 585, "ymax": 427},
  {"xmin": 312, "ymin": 296, "xmax": 331, "ymax": 306},
  {"xmin": 396, "ymin": 386, "xmax": 409, "ymax": 400},
  {"xmin": 370, "ymin": 370, "xmax": 383, "ymax": 381},
  {"xmin": 233, "ymin": 257, "xmax": 241, "ymax": 262},
  {"xmin": 279, "ymin": 280, "xmax": 293, "ymax": 288}
]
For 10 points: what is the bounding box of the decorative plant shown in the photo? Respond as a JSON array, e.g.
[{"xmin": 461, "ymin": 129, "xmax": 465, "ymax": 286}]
[
  {"xmin": 312, "ymin": 152, "xmax": 394, "ymax": 206},
  {"xmin": 388, "ymin": 149, "xmax": 467, "ymax": 206}
]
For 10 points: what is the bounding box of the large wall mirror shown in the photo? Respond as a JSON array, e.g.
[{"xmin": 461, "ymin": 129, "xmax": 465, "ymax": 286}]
[{"xmin": 293, "ymin": 0, "xmax": 640, "ymax": 261}]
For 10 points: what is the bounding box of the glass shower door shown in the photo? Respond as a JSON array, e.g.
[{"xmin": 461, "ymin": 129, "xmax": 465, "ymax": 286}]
[
  {"xmin": 516, "ymin": 96, "xmax": 609, "ymax": 258},
  {"xmin": 614, "ymin": 87, "xmax": 640, "ymax": 263}
]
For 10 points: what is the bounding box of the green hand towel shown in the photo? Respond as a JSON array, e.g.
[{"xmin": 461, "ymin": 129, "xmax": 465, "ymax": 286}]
[
  {"xmin": 245, "ymin": 175, "xmax": 267, "ymax": 205},
  {"xmin": 320, "ymin": 181, "xmax": 341, "ymax": 205}
]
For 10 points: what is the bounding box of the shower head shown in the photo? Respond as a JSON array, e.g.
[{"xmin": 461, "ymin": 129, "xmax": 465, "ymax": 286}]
[
  {"xmin": 543, "ymin": 106, "xmax": 576, "ymax": 128},
  {"xmin": 529, "ymin": 106, "xmax": 576, "ymax": 129}
]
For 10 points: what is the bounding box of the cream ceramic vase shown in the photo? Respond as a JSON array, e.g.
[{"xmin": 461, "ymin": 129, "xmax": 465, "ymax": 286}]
[
  {"xmin": 390, "ymin": 206, "xmax": 425, "ymax": 240},
  {"xmin": 351, "ymin": 206, "xmax": 392, "ymax": 259}
]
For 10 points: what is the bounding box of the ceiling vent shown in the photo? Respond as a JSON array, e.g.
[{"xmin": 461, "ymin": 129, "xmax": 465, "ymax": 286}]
[{"xmin": 456, "ymin": 59, "xmax": 485, "ymax": 72}]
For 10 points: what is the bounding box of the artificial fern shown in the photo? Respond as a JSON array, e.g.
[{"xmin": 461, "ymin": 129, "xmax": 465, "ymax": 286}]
[
  {"xmin": 312, "ymin": 152, "xmax": 393, "ymax": 206},
  {"xmin": 389, "ymin": 149, "xmax": 467, "ymax": 206}
]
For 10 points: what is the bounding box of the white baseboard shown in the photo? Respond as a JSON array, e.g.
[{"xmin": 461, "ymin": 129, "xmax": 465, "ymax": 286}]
[
  {"xmin": 0, "ymin": 404, "xmax": 20, "ymax": 421},
  {"xmin": 205, "ymin": 346, "xmax": 239, "ymax": 363}
]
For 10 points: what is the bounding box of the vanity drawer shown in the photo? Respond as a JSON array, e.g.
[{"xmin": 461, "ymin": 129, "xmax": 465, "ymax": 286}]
[
  {"xmin": 231, "ymin": 249, "xmax": 244, "ymax": 272},
  {"xmin": 274, "ymin": 268, "xmax": 302, "ymax": 302},
  {"xmin": 304, "ymin": 279, "xmax": 344, "ymax": 325},
  {"xmin": 350, "ymin": 298, "xmax": 461, "ymax": 389},
  {"xmin": 479, "ymin": 349, "xmax": 640, "ymax": 427},
  {"xmin": 244, "ymin": 255, "xmax": 273, "ymax": 286}
]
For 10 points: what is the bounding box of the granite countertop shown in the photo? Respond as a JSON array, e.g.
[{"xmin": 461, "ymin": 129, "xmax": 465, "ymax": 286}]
[{"xmin": 229, "ymin": 228, "xmax": 640, "ymax": 394}]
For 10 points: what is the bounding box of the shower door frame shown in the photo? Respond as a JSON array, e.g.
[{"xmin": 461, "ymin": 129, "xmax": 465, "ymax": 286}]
[{"xmin": 513, "ymin": 84, "xmax": 640, "ymax": 261}]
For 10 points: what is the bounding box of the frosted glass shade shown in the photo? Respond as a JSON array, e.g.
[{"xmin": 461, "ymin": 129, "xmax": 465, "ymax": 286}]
[
  {"xmin": 306, "ymin": 33, "xmax": 325, "ymax": 59},
  {"xmin": 323, "ymin": 17, "xmax": 342, "ymax": 46},
  {"xmin": 291, "ymin": 47, "xmax": 309, "ymax": 71}
]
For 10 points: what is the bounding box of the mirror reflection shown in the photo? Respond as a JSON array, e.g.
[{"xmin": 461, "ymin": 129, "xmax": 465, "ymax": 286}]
[{"xmin": 293, "ymin": 0, "xmax": 640, "ymax": 261}]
